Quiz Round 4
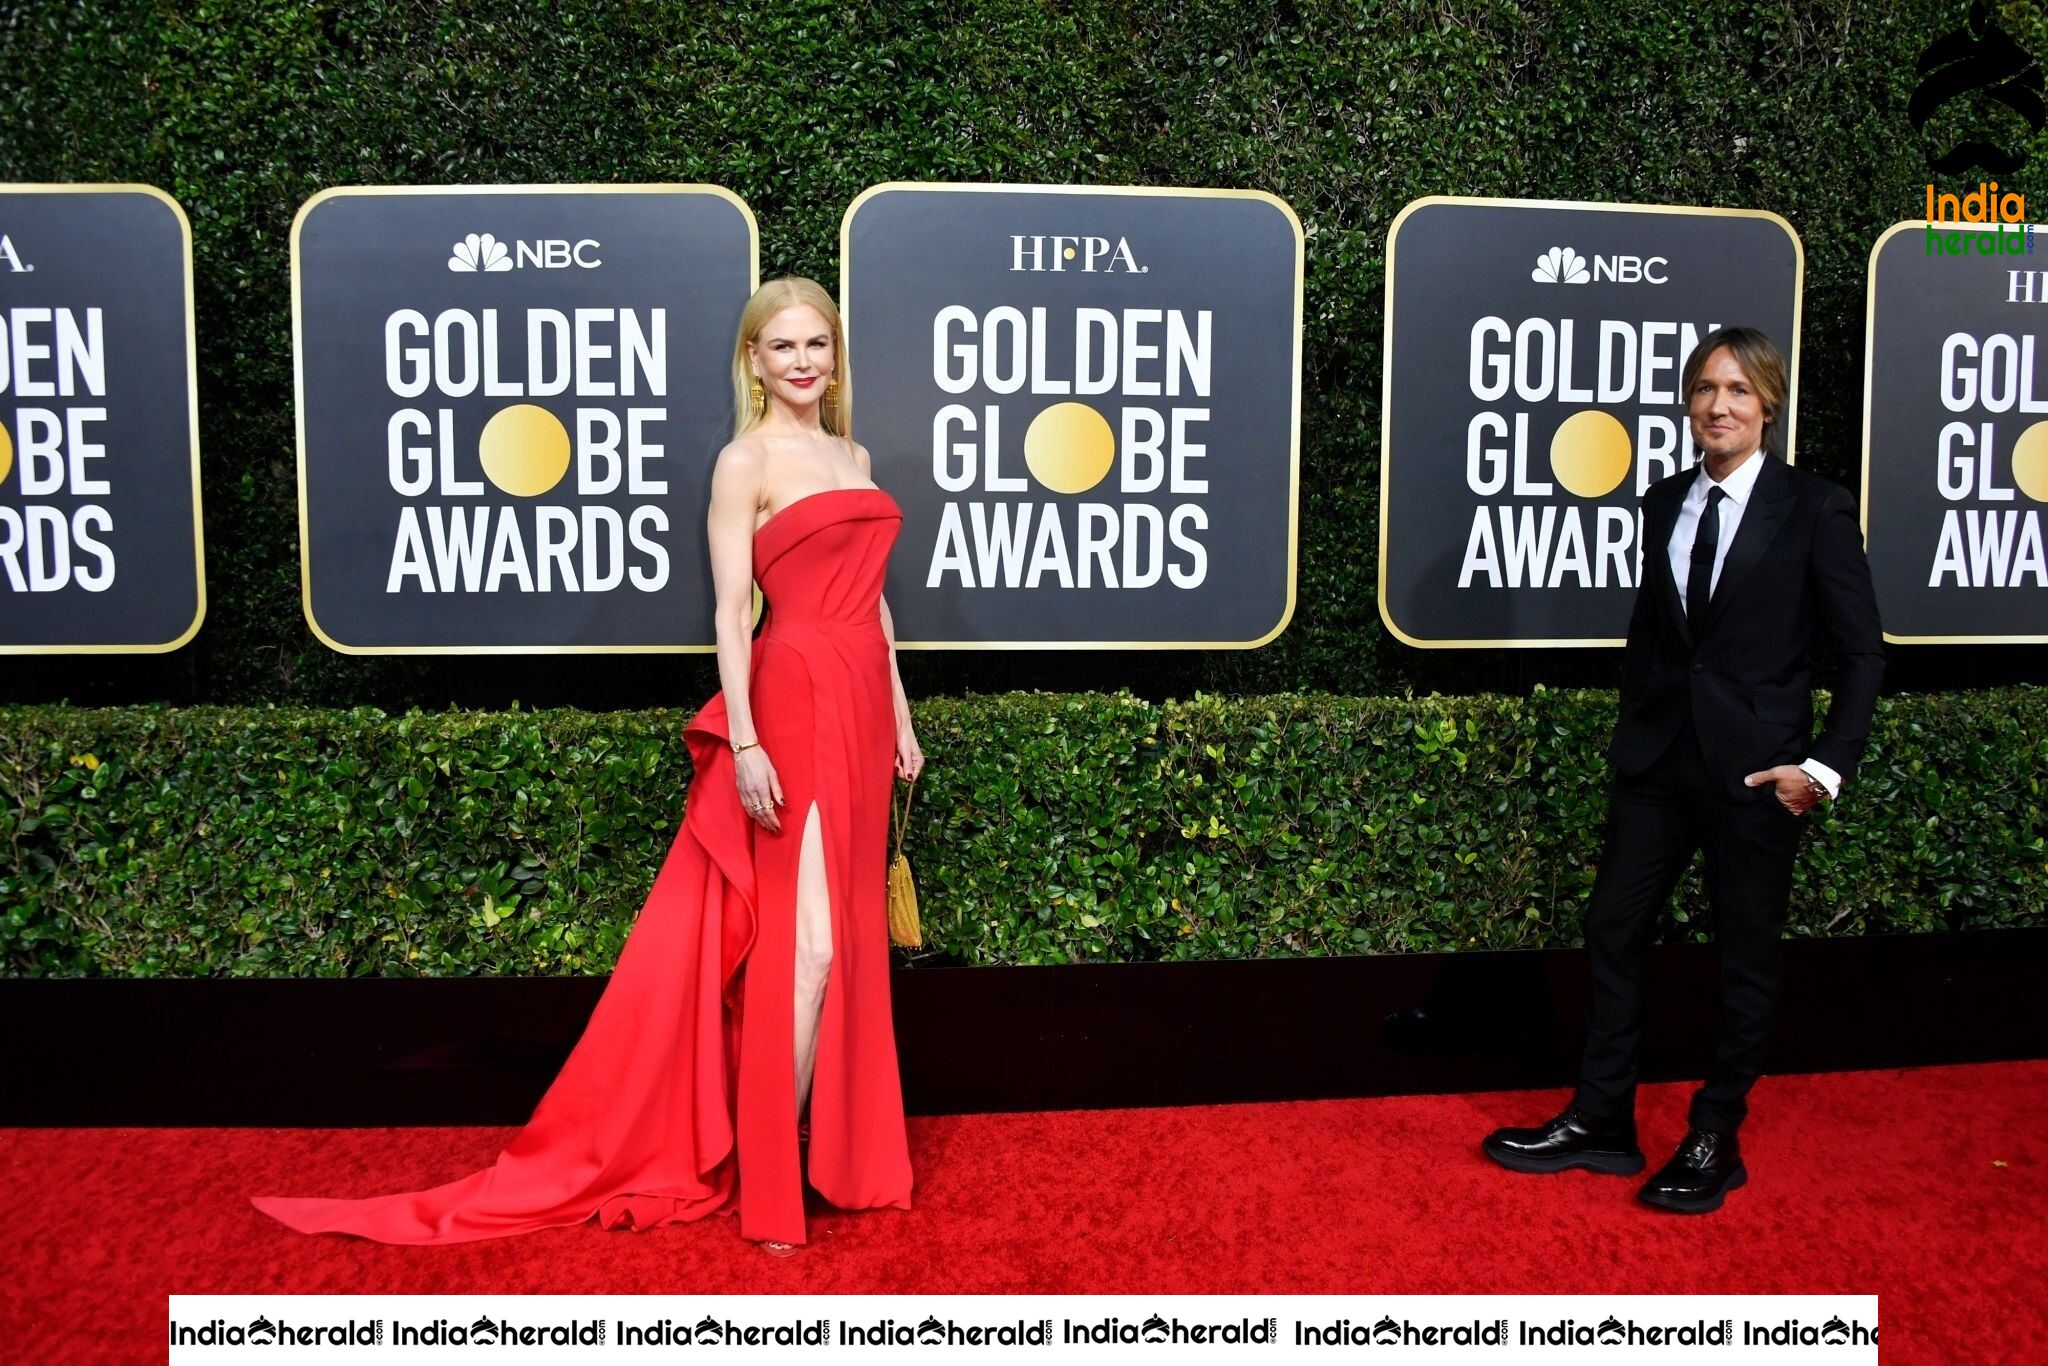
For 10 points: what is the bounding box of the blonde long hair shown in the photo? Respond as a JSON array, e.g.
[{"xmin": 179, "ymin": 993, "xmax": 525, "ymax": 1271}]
[{"xmin": 730, "ymin": 276, "xmax": 849, "ymax": 439}]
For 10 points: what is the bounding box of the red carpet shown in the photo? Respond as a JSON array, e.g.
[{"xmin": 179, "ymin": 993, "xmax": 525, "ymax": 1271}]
[{"xmin": 3, "ymin": 1062, "xmax": 2043, "ymax": 1364}]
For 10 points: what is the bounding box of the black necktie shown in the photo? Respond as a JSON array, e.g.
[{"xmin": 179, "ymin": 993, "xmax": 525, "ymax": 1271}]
[{"xmin": 1687, "ymin": 486, "xmax": 1727, "ymax": 624}]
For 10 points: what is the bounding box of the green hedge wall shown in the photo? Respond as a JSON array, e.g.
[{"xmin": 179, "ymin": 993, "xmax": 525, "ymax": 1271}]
[
  {"xmin": 5, "ymin": 688, "xmax": 2041, "ymax": 977},
  {"xmin": 4, "ymin": 1, "xmax": 2044, "ymax": 705}
]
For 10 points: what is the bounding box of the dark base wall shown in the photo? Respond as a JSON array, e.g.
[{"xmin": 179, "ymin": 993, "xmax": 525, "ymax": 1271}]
[{"xmin": 5, "ymin": 930, "xmax": 2044, "ymax": 1126}]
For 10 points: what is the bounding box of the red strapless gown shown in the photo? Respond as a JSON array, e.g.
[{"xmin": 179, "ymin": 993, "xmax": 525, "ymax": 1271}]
[{"xmin": 251, "ymin": 487, "xmax": 913, "ymax": 1245}]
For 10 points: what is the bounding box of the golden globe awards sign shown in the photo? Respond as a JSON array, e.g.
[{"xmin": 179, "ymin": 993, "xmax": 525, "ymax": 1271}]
[
  {"xmin": 0, "ymin": 185, "xmax": 203, "ymax": 653},
  {"xmin": 841, "ymin": 183, "xmax": 1302, "ymax": 648},
  {"xmin": 1862, "ymin": 220, "xmax": 2048, "ymax": 642},
  {"xmin": 1380, "ymin": 197, "xmax": 1802, "ymax": 647},
  {"xmin": 293, "ymin": 185, "xmax": 755, "ymax": 652}
]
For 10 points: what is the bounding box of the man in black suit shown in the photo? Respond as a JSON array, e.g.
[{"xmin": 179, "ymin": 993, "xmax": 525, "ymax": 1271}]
[{"xmin": 1483, "ymin": 326, "xmax": 1884, "ymax": 1213}]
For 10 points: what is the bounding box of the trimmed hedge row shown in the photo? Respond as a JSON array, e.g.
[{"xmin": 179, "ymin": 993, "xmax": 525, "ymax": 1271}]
[
  {"xmin": 4, "ymin": 688, "xmax": 2041, "ymax": 977},
  {"xmin": 4, "ymin": 1, "xmax": 2044, "ymax": 705}
]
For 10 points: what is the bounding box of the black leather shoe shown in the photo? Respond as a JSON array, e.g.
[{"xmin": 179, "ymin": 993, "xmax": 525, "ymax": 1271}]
[
  {"xmin": 1482, "ymin": 1107, "xmax": 1645, "ymax": 1175},
  {"xmin": 1638, "ymin": 1128, "xmax": 1747, "ymax": 1213}
]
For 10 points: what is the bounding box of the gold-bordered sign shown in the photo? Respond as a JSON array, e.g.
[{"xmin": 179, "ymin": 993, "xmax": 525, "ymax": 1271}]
[
  {"xmin": 841, "ymin": 181, "xmax": 1304, "ymax": 650},
  {"xmin": 0, "ymin": 183, "xmax": 205, "ymax": 654},
  {"xmin": 1380, "ymin": 195, "xmax": 1803, "ymax": 649},
  {"xmin": 1862, "ymin": 219, "xmax": 2048, "ymax": 644},
  {"xmin": 292, "ymin": 183, "xmax": 758, "ymax": 654}
]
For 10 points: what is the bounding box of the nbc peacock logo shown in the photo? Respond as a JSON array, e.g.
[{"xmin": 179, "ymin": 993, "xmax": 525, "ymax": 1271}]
[
  {"xmin": 447, "ymin": 232, "xmax": 513, "ymax": 273},
  {"xmin": 1532, "ymin": 246, "xmax": 1591, "ymax": 284}
]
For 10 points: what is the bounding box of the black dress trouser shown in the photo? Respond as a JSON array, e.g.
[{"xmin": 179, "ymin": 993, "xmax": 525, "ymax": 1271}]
[{"xmin": 1571, "ymin": 720, "xmax": 1806, "ymax": 1134}]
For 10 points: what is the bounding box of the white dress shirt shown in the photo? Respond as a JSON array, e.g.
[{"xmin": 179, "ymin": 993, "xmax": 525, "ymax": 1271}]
[{"xmin": 1667, "ymin": 450, "xmax": 1842, "ymax": 798}]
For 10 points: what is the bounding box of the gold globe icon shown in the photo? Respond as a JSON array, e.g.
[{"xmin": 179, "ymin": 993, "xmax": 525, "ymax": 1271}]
[
  {"xmin": 0, "ymin": 418, "xmax": 12, "ymax": 489},
  {"xmin": 1023, "ymin": 402, "xmax": 1115, "ymax": 494},
  {"xmin": 1549, "ymin": 409, "xmax": 1632, "ymax": 499},
  {"xmin": 2012, "ymin": 421, "xmax": 2048, "ymax": 503},
  {"xmin": 478, "ymin": 404, "xmax": 571, "ymax": 497}
]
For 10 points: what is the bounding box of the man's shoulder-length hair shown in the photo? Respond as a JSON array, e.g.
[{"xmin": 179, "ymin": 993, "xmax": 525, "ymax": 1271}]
[{"xmin": 1680, "ymin": 326, "xmax": 1789, "ymax": 457}]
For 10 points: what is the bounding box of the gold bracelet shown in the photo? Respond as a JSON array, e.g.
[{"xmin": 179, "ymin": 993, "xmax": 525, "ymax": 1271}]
[{"xmin": 731, "ymin": 739, "xmax": 759, "ymax": 756}]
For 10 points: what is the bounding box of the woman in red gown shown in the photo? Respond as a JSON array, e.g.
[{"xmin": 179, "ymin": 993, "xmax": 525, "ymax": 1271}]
[{"xmin": 252, "ymin": 277, "xmax": 921, "ymax": 1251}]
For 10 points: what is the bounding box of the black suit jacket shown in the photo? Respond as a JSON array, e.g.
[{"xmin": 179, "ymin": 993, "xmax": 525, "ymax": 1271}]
[{"xmin": 1610, "ymin": 455, "xmax": 1885, "ymax": 799}]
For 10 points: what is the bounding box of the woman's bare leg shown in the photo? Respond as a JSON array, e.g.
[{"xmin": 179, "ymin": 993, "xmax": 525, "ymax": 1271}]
[{"xmin": 792, "ymin": 801, "xmax": 833, "ymax": 1120}]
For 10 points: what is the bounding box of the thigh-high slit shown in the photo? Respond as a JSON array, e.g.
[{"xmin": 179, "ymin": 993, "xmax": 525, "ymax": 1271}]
[{"xmin": 248, "ymin": 486, "xmax": 913, "ymax": 1247}]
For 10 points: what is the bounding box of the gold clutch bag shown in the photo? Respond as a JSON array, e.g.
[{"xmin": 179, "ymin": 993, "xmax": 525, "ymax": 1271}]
[{"xmin": 887, "ymin": 774, "xmax": 921, "ymax": 948}]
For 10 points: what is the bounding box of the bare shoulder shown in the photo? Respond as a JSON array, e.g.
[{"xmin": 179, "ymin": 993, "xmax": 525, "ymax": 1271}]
[
  {"xmin": 712, "ymin": 436, "xmax": 769, "ymax": 486},
  {"xmin": 709, "ymin": 438, "xmax": 771, "ymax": 516},
  {"xmin": 849, "ymin": 440, "xmax": 874, "ymax": 478}
]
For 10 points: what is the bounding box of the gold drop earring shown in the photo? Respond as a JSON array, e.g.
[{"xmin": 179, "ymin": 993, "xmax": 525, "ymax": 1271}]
[
  {"xmin": 824, "ymin": 373, "xmax": 840, "ymax": 409},
  {"xmin": 750, "ymin": 376, "xmax": 765, "ymax": 418}
]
